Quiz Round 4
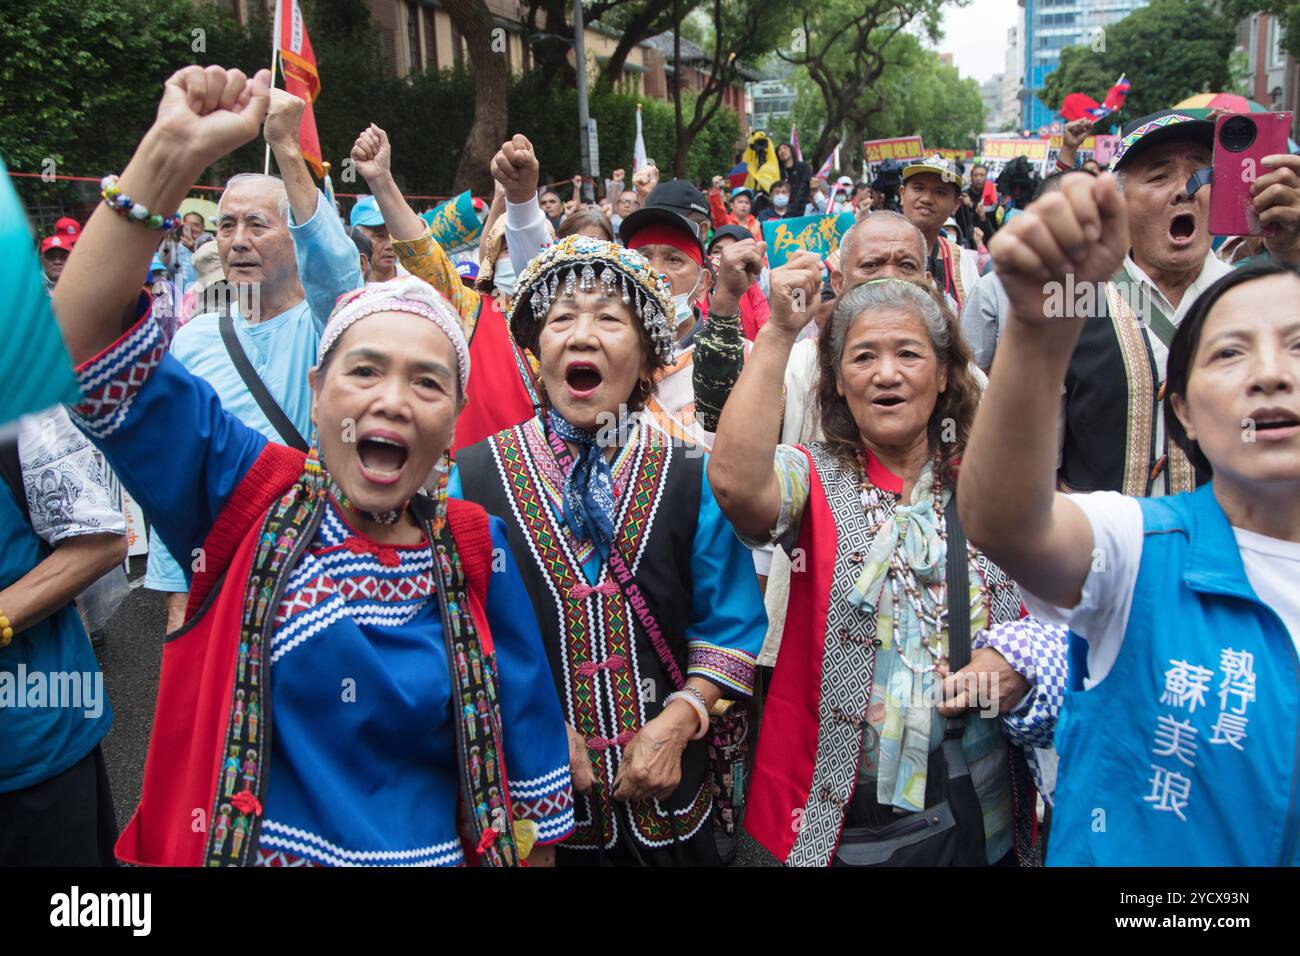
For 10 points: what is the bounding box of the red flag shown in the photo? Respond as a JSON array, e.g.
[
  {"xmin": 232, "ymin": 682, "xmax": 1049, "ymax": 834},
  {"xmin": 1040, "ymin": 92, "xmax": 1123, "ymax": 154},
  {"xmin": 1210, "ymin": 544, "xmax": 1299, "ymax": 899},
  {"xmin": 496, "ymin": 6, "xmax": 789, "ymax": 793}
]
[
  {"xmin": 1102, "ymin": 74, "xmax": 1130, "ymax": 112},
  {"xmin": 274, "ymin": 0, "xmax": 323, "ymax": 177},
  {"xmin": 1060, "ymin": 92, "xmax": 1101, "ymax": 123}
]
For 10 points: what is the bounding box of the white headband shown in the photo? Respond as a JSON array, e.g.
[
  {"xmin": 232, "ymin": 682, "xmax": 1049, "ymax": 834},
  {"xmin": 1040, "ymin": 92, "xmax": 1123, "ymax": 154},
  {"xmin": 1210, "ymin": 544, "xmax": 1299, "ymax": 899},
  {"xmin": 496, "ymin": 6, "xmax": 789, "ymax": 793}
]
[{"xmin": 318, "ymin": 277, "xmax": 471, "ymax": 389}]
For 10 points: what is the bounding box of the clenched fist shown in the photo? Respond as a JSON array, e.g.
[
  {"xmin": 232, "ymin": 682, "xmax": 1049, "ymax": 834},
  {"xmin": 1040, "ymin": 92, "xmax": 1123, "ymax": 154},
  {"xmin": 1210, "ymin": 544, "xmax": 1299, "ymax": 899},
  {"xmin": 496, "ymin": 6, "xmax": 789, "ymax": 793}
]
[
  {"xmin": 263, "ymin": 88, "xmax": 306, "ymax": 152},
  {"xmin": 152, "ymin": 65, "xmax": 272, "ymax": 170},
  {"xmin": 989, "ymin": 172, "xmax": 1128, "ymax": 325},
  {"xmin": 351, "ymin": 124, "xmax": 392, "ymax": 183},
  {"xmin": 767, "ymin": 251, "xmax": 825, "ymax": 334},
  {"xmin": 490, "ymin": 134, "xmax": 540, "ymax": 205}
]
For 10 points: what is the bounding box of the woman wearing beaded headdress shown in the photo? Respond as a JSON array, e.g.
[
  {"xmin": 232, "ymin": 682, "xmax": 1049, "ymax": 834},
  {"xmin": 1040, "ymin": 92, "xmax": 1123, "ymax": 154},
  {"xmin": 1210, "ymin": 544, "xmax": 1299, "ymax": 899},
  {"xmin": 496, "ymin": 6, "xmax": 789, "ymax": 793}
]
[
  {"xmin": 710, "ymin": 256, "xmax": 1042, "ymax": 867},
  {"xmin": 47, "ymin": 66, "xmax": 573, "ymax": 867},
  {"xmin": 452, "ymin": 235, "xmax": 767, "ymax": 866}
]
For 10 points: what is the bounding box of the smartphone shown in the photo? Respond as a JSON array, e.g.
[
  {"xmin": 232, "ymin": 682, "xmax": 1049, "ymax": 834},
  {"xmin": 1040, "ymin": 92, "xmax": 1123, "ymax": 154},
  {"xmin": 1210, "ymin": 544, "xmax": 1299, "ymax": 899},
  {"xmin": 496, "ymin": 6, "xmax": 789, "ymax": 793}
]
[{"xmin": 1209, "ymin": 111, "xmax": 1292, "ymax": 236}]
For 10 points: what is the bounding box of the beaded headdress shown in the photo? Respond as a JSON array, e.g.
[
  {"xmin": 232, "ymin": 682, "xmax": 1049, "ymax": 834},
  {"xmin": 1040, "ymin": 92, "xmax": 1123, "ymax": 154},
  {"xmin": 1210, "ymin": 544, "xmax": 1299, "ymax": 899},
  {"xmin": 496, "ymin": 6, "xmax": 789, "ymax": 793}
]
[{"xmin": 508, "ymin": 235, "xmax": 676, "ymax": 366}]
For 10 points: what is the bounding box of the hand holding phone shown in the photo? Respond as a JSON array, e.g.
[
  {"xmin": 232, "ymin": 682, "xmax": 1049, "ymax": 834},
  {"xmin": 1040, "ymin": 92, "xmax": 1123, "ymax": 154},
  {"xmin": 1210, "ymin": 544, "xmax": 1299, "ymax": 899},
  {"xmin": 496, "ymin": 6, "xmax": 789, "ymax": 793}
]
[{"xmin": 1209, "ymin": 111, "xmax": 1293, "ymax": 236}]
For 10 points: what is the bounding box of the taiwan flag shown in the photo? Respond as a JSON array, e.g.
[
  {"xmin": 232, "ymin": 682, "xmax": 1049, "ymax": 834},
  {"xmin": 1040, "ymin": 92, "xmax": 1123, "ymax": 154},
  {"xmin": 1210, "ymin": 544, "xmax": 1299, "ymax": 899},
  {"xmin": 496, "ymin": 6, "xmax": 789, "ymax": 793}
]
[{"xmin": 274, "ymin": 0, "xmax": 324, "ymax": 177}]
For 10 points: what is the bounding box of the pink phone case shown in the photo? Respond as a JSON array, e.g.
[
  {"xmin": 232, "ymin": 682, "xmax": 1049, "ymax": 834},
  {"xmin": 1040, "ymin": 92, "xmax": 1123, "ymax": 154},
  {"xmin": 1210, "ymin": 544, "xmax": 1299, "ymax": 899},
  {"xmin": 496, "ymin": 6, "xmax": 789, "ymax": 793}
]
[{"xmin": 1209, "ymin": 111, "xmax": 1292, "ymax": 237}]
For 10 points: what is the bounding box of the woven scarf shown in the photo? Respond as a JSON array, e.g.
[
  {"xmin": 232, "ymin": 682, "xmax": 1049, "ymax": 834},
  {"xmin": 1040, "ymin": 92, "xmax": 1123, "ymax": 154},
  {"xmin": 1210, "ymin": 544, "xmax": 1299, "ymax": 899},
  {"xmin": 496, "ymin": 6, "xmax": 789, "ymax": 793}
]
[
  {"xmin": 848, "ymin": 459, "xmax": 950, "ymax": 812},
  {"xmin": 546, "ymin": 408, "xmax": 619, "ymax": 560}
]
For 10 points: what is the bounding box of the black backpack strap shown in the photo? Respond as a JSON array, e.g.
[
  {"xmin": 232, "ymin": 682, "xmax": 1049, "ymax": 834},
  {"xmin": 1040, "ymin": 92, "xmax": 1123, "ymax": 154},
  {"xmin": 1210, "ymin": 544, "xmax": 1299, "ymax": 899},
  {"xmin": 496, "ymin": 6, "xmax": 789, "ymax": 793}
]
[
  {"xmin": 0, "ymin": 434, "xmax": 28, "ymax": 519},
  {"xmin": 219, "ymin": 313, "xmax": 308, "ymax": 452},
  {"xmin": 944, "ymin": 491, "xmax": 972, "ymax": 672},
  {"xmin": 943, "ymin": 491, "xmax": 972, "ymax": 744}
]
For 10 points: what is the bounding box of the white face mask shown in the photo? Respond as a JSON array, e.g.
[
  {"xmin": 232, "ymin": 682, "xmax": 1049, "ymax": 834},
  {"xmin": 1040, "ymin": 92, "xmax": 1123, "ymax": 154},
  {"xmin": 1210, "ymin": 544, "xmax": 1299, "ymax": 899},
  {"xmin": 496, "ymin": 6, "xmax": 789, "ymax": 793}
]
[
  {"xmin": 493, "ymin": 257, "xmax": 516, "ymax": 298},
  {"xmin": 671, "ymin": 268, "xmax": 702, "ymax": 330},
  {"xmin": 772, "ymin": 193, "xmax": 789, "ymax": 210}
]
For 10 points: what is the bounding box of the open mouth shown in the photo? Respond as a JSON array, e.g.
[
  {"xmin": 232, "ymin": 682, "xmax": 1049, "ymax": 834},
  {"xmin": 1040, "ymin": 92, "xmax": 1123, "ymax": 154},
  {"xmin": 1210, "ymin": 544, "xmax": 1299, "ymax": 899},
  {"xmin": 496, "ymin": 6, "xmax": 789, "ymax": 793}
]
[
  {"xmin": 1169, "ymin": 213, "xmax": 1196, "ymax": 242},
  {"xmin": 873, "ymin": 394, "xmax": 905, "ymax": 408},
  {"xmin": 1252, "ymin": 409, "xmax": 1300, "ymax": 436},
  {"xmin": 356, "ymin": 432, "xmax": 409, "ymax": 484},
  {"xmin": 565, "ymin": 362, "xmax": 603, "ymax": 396}
]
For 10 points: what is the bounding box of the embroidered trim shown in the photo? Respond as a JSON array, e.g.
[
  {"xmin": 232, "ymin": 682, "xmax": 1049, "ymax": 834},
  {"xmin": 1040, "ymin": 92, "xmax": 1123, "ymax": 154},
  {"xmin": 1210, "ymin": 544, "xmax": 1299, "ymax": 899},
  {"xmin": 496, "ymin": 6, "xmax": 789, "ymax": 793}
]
[
  {"xmin": 69, "ymin": 312, "xmax": 166, "ymax": 439},
  {"xmin": 687, "ymin": 641, "xmax": 757, "ymax": 696},
  {"xmin": 1107, "ymin": 282, "xmax": 1155, "ymax": 497}
]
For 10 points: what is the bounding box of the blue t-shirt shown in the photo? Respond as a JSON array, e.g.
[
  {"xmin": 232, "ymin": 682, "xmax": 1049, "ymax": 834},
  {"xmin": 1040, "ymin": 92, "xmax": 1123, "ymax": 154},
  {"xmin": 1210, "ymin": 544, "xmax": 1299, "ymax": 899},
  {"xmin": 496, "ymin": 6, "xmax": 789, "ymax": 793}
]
[
  {"xmin": 146, "ymin": 190, "xmax": 361, "ymax": 591},
  {"xmin": 0, "ymin": 482, "xmax": 113, "ymax": 791}
]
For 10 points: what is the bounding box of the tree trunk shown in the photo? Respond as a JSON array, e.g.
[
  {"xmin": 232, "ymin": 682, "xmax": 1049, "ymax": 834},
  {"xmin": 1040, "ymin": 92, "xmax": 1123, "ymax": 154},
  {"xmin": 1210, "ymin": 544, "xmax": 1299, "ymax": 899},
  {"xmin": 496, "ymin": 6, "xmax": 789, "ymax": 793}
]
[
  {"xmin": 844, "ymin": 119, "xmax": 865, "ymax": 178},
  {"xmin": 598, "ymin": 0, "xmax": 673, "ymax": 89},
  {"xmin": 443, "ymin": 0, "xmax": 508, "ymax": 195}
]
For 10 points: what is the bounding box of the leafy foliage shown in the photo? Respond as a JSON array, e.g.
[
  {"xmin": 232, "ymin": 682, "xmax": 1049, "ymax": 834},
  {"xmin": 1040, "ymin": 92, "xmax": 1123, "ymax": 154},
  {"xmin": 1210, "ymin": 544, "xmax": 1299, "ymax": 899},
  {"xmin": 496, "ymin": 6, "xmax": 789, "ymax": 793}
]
[{"xmin": 1040, "ymin": 0, "xmax": 1237, "ymax": 123}]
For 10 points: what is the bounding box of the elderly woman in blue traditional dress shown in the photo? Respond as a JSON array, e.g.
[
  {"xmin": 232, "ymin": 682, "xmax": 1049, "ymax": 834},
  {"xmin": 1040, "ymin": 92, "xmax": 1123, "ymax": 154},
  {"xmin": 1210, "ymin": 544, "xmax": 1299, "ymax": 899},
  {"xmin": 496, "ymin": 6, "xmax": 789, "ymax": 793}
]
[{"xmin": 47, "ymin": 65, "xmax": 572, "ymax": 867}]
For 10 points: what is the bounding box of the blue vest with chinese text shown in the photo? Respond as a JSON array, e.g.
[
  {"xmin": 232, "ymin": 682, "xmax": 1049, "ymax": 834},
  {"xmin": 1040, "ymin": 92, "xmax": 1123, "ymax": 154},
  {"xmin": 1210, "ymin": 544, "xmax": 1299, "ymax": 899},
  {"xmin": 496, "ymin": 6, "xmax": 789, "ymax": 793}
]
[{"xmin": 1049, "ymin": 484, "xmax": 1299, "ymax": 866}]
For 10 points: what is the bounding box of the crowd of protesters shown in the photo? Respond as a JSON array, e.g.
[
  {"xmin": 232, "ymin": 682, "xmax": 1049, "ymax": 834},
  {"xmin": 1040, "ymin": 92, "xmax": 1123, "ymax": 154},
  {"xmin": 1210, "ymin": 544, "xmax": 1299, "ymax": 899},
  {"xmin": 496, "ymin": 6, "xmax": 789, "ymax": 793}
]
[{"xmin": 5, "ymin": 62, "xmax": 1300, "ymax": 869}]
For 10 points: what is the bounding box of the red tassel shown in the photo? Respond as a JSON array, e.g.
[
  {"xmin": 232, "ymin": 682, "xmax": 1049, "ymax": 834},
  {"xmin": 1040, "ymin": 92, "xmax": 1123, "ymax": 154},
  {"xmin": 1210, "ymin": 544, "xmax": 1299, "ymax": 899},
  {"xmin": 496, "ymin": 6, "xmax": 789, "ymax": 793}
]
[{"xmin": 231, "ymin": 790, "xmax": 263, "ymax": 816}]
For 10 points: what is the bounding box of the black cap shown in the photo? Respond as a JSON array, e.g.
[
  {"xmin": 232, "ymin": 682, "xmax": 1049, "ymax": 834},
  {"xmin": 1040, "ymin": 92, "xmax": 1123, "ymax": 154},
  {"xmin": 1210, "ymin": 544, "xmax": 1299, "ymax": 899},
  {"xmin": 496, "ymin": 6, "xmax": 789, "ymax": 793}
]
[
  {"xmin": 1109, "ymin": 110, "xmax": 1214, "ymax": 172},
  {"xmin": 618, "ymin": 206, "xmax": 707, "ymax": 260},
  {"xmin": 645, "ymin": 179, "xmax": 710, "ymax": 220},
  {"xmin": 707, "ymin": 224, "xmax": 756, "ymax": 252}
]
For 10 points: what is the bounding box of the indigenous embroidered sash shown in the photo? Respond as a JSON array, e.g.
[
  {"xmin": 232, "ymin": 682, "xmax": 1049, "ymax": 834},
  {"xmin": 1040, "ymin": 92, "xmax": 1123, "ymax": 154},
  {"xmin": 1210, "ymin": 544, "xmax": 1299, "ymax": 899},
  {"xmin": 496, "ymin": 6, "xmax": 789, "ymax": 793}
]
[
  {"xmin": 202, "ymin": 453, "xmax": 519, "ymax": 866},
  {"xmin": 1104, "ymin": 282, "xmax": 1195, "ymax": 497},
  {"xmin": 938, "ymin": 236, "xmax": 968, "ymax": 311}
]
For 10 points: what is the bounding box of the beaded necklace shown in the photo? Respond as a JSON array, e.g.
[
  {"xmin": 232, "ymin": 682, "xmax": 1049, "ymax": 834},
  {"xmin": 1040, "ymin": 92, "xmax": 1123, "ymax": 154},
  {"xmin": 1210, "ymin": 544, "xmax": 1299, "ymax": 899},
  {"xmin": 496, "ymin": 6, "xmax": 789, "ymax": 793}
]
[{"xmin": 857, "ymin": 448, "xmax": 949, "ymax": 675}]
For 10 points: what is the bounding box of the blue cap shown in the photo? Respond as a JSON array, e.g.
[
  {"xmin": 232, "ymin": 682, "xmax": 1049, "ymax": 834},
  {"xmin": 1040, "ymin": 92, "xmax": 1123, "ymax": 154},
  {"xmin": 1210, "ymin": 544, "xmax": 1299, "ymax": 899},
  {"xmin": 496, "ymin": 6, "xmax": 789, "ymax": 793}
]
[
  {"xmin": 148, "ymin": 255, "xmax": 167, "ymax": 274},
  {"xmin": 350, "ymin": 195, "xmax": 385, "ymax": 228},
  {"xmin": 455, "ymin": 260, "xmax": 479, "ymax": 281}
]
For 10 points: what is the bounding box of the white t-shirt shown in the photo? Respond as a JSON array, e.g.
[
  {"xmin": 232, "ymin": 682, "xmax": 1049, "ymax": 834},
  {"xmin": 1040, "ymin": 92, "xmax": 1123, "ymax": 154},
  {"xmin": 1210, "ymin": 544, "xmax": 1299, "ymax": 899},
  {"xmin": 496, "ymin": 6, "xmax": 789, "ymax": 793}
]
[{"xmin": 1022, "ymin": 491, "xmax": 1300, "ymax": 686}]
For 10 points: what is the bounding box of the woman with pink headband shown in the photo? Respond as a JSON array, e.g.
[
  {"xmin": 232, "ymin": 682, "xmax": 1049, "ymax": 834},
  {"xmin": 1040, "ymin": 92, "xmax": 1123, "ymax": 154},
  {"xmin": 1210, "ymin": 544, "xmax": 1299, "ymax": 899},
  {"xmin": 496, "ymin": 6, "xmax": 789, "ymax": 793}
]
[{"xmin": 48, "ymin": 66, "xmax": 573, "ymax": 867}]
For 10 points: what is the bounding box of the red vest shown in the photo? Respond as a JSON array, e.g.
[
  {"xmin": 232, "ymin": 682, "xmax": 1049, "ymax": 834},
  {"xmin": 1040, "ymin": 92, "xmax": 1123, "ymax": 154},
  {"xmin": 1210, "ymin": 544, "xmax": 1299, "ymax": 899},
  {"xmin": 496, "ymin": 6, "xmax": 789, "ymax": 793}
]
[{"xmin": 115, "ymin": 443, "xmax": 497, "ymax": 865}]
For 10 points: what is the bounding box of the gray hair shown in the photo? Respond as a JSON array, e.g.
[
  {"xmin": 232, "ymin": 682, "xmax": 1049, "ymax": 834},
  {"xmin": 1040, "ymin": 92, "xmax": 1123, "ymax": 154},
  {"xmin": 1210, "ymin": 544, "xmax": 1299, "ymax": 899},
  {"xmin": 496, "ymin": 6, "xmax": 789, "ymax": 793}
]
[
  {"xmin": 219, "ymin": 173, "xmax": 290, "ymax": 222},
  {"xmin": 828, "ymin": 278, "xmax": 949, "ymax": 368},
  {"xmin": 839, "ymin": 209, "xmax": 927, "ymax": 263}
]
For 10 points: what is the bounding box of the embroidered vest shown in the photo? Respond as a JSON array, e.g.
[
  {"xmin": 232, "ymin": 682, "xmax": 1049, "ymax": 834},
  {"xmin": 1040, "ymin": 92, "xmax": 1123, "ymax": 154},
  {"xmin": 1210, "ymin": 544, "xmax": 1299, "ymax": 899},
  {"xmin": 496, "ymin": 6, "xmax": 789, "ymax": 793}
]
[
  {"xmin": 456, "ymin": 417, "xmax": 715, "ymax": 852},
  {"xmin": 746, "ymin": 443, "xmax": 1023, "ymax": 866},
  {"xmin": 1050, "ymin": 485, "xmax": 1300, "ymax": 865}
]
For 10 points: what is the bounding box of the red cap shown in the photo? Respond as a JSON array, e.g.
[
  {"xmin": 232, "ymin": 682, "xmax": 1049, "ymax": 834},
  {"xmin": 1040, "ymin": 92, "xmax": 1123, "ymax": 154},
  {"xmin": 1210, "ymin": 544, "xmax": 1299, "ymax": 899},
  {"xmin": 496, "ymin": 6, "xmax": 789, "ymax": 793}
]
[
  {"xmin": 41, "ymin": 234, "xmax": 75, "ymax": 255},
  {"xmin": 53, "ymin": 216, "xmax": 81, "ymax": 237}
]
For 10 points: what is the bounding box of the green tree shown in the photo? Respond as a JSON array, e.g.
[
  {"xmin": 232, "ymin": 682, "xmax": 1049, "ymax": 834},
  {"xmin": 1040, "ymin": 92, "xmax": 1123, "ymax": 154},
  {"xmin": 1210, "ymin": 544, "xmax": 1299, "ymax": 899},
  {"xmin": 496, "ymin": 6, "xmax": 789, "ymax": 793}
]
[
  {"xmin": 1040, "ymin": 0, "xmax": 1236, "ymax": 124},
  {"xmin": 1, "ymin": 0, "xmax": 269, "ymax": 191},
  {"xmin": 666, "ymin": 0, "xmax": 796, "ymax": 178},
  {"xmin": 776, "ymin": 0, "xmax": 953, "ymax": 172},
  {"xmin": 870, "ymin": 38, "xmax": 985, "ymax": 150}
]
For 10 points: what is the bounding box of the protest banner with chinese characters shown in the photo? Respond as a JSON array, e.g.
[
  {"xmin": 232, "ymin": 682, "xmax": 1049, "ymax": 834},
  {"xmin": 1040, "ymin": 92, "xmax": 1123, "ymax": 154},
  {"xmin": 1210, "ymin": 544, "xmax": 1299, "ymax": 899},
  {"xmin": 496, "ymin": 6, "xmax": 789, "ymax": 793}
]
[
  {"xmin": 761, "ymin": 212, "xmax": 856, "ymax": 268},
  {"xmin": 979, "ymin": 137, "xmax": 1053, "ymax": 178},
  {"xmin": 863, "ymin": 136, "xmax": 926, "ymax": 178}
]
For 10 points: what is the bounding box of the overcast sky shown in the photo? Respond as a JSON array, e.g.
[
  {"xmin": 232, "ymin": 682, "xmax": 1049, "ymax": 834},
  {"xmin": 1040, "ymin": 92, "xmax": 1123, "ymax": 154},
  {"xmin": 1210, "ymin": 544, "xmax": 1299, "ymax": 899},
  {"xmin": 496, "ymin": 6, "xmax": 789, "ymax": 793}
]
[{"xmin": 933, "ymin": 0, "xmax": 1021, "ymax": 84}]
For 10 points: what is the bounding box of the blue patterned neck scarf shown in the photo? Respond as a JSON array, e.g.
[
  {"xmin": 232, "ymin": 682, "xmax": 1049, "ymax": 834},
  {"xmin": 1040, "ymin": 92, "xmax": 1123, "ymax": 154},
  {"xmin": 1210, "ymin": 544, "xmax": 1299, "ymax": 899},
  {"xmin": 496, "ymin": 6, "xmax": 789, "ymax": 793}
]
[{"xmin": 546, "ymin": 408, "xmax": 622, "ymax": 560}]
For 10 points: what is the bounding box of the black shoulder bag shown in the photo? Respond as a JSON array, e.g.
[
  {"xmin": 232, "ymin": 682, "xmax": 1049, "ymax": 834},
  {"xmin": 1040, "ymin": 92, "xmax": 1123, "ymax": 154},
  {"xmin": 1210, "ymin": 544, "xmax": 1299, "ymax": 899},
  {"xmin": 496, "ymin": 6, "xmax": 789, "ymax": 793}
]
[
  {"xmin": 832, "ymin": 495, "xmax": 988, "ymax": 867},
  {"xmin": 219, "ymin": 314, "xmax": 308, "ymax": 452}
]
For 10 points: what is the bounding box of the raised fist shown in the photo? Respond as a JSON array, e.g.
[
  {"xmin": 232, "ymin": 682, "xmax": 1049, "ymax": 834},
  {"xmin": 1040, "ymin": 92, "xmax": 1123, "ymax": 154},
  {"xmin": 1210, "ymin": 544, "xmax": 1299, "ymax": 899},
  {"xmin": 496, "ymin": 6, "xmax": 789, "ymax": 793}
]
[
  {"xmin": 263, "ymin": 88, "xmax": 306, "ymax": 151},
  {"xmin": 490, "ymin": 134, "xmax": 540, "ymax": 205},
  {"xmin": 351, "ymin": 124, "xmax": 392, "ymax": 183},
  {"xmin": 767, "ymin": 252, "xmax": 824, "ymax": 334},
  {"xmin": 989, "ymin": 172, "xmax": 1128, "ymax": 324},
  {"xmin": 633, "ymin": 162, "xmax": 659, "ymax": 201},
  {"xmin": 152, "ymin": 65, "xmax": 272, "ymax": 170}
]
